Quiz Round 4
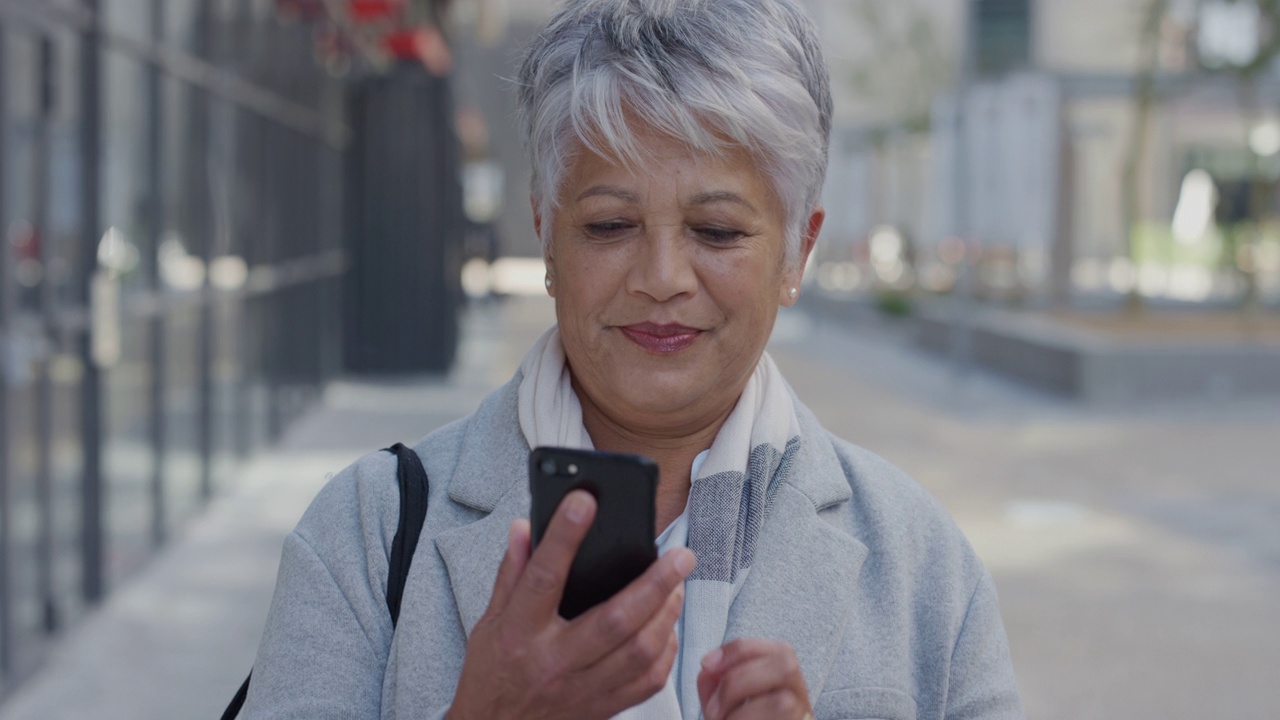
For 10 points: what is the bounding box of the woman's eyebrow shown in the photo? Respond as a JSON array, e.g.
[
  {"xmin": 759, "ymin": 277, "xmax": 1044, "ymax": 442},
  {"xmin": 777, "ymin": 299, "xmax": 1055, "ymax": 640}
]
[
  {"xmin": 575, "ymin": 185, "xmax": 640, "ymax": 203},
  {"xmin": 689, "ymin": 190, "xmax": 757, "ymax": 212}
]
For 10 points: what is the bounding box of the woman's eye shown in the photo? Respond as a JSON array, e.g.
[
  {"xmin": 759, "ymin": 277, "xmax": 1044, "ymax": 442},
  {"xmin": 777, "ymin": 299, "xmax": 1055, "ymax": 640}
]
[
  {"xmin": 584, "ymin": 222, "xmax": 633, "ymax": 239},
  {"xmin": 695, "ymin": 227, "xmax": 744, "ymax": 244}
]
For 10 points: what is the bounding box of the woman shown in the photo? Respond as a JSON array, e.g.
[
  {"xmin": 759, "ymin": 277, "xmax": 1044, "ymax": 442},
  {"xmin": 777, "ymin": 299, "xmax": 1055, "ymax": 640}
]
[{"xmin": 241, "ymin": 0, "xmax": 1023, "ymax": 718}]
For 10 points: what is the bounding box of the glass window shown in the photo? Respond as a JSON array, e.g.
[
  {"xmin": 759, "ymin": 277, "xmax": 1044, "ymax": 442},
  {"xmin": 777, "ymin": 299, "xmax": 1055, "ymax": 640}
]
[
  {"xmin": 102, "ymin": 0, "xmax": 153, "ymax": 45},
  {"xmin": 102, "ymin": 315, "xmax": 154, "ymax": 584},
  {"xmin": 162, "ymin": 302, "xmax": 203, "ymax": 534},
  {"xmin": 2, "ymin": 28, "xmax": 45, "ymax": 679},
  {"xmin": 164, "ymin": 0, "xmax": 201, "ymax": 55},
  {"xmin": 101, "ymin": 52, "xmax": 150, "ymax": 295},
  {"xmin": 100, "ymin": 50, "xmax": 156, "ymax": 585},
  {"xmin": 159, "ymin": 75, "xmax": 208, "ymax": 532},
  {"xmin": 975, "ymin": 0, "xmax": 1032, "ymax": 76},
  {"xmin": 46, "ymin": 26, "xmax": 87, "ymax": 634},
  {"xmin": 4, "ymin": 32, "xmax": 38, "ymax": 316},
  {"xmin": 49, "ymin": 28, "xmax": 86, "ymax": 310},
  {"xmin": 207, "ymin": 97, "xmax": 241, "ymax": 492}
]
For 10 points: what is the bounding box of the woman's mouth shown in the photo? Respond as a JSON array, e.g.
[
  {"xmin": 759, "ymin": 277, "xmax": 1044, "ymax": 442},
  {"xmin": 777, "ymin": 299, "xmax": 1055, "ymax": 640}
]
[{"xmin": 619, "ymin": 323, "xmax": 702, "ymax": 354}]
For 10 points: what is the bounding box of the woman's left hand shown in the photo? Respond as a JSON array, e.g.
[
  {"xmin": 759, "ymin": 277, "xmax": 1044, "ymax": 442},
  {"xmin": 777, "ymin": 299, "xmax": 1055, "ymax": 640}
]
[{"xmin": 696, "ymin": 638, "xmax": 812, "ymax": 720}]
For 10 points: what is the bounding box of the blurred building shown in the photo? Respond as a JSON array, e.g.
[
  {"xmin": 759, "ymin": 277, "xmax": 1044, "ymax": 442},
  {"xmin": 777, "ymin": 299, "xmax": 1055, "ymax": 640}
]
[
  {"xmin": 812, "ymin": 0, "xmax": 1280, "ymax": 309},
  {"xmin": 0, "ymin": 0, "xmax": 466, "ymax": 697},
  {"xmin": 450, "ymin": 0, "xmax": 558, "ymax": 260}
]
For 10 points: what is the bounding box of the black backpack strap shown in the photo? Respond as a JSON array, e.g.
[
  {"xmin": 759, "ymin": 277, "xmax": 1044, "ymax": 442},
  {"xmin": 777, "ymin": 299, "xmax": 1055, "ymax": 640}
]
[
  {"xmin": 383, "ymin": 442, "xmax": 430, "ymax": 627},
  {"xmin": 219, "ymin": 673, "xmax": 251, "ymax": 720},
  {"xmin": 221, "ymin": 443, "xmax": 430, "ymax": 718}
]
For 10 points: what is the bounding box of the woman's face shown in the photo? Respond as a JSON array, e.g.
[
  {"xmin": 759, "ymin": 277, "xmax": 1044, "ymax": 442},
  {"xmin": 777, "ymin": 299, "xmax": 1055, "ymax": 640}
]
[{"xmin": 539, "ymin": 131, "xmax": 822, "ymax": 436}]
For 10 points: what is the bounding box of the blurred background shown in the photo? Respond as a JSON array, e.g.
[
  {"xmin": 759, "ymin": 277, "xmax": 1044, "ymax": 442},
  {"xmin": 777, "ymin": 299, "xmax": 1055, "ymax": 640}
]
[{"xmin": 0, "ymin": 1, "xmax": 1276, "ymax": 718}]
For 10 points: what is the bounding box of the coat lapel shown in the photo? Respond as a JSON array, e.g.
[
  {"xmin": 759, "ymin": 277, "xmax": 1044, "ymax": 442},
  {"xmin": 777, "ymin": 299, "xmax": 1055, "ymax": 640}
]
[
  {"xmin": 434, "ymin": 492, "xmax": 528, "ymax": 635},
  {"xmin": 724, "ymin": 400, "xmax": 869, "ymax": 701},
  {"xmin": 723, "ymin": 484, "xmax": 867, "ymax": 699},
  {"xmin": 432, "ymin": 376, "xmax": 532, "ymax": 636}
]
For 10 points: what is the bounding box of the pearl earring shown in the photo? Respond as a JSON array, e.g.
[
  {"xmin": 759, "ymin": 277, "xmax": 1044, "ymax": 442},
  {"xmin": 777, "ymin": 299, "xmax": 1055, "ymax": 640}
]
[
  {"xmin": 789, "ymin": 287, "xmax": 798, "ymax": 299},
  {"xmin": 545, "ymin": 275, "xmax": 553, "ymax": 289}
]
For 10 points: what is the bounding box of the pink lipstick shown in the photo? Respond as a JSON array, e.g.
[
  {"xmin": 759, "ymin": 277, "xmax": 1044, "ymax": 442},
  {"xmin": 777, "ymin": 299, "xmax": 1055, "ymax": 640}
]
[{"xmin": 619, "ymin": 322, "xmax": 702, "ymax": 354}]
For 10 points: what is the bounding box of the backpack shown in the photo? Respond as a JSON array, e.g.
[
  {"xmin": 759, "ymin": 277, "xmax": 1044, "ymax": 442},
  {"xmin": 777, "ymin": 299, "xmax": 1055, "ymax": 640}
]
[{"xmin": 220, "ymin": 443, "xmax": 430, "ymax": 719}]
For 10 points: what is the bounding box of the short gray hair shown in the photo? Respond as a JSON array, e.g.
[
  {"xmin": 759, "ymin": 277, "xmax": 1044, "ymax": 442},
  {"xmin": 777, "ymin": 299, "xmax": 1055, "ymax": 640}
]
[{"xmin": 516, "ymin": 0, "xmax": 833, "ymax": 267}]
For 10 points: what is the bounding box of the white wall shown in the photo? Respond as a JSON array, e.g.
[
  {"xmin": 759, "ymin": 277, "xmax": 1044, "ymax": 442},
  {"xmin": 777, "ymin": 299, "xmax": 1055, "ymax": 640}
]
[{"xmin": 1035, "ymin": 0, "xmax": 1197, "ymax": 74}]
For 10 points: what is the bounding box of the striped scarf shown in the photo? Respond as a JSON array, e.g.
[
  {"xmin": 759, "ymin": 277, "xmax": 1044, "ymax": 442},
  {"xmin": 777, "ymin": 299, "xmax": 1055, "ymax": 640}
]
[{"xmin": 517, "ymin": 326, "xmax": 802, "ymax": 719}]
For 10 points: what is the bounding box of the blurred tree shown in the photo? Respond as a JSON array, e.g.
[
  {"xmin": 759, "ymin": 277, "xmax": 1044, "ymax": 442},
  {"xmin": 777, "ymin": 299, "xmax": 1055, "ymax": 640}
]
[
  {"xmin": 1198, "ymin": 0, "xmax": 1280, "ymax": 315},
  {"xmin": 1123, "ymin": 0, "xmax": 1280, "ymax": 313},
  {"xmin": 842, "ymin": 1, "xmax": 956, "ymax": 131},
  {"xmin": 1120, "ymin": 0, "xmax": 1169, "ymax": 314}
]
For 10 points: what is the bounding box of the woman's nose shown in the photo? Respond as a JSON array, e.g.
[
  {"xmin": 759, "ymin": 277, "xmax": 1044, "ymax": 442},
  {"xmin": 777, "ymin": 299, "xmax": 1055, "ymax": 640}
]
[{"xmin": 625, "ymin": 227, "xmax": 697, "ymax": 302}]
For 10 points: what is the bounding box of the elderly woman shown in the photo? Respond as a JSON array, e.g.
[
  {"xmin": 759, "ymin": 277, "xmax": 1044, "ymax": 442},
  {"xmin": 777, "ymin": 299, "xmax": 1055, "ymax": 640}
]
[{"xmin": 240, "ymin": 0, "xmax": 1022, "ymax": 718}]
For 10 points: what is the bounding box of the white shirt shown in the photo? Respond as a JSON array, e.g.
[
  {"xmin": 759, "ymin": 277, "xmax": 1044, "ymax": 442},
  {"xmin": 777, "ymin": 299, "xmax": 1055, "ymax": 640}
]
[{"xmin": 613, "ymin": 449, "xmax": 706, "ymax": 720}]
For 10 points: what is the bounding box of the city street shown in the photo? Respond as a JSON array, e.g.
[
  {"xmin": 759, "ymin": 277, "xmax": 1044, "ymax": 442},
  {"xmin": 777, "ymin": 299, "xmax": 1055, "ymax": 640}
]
[{"xmin": 2, "ymin": 296, "xmax": 1277, "ymax": 719}]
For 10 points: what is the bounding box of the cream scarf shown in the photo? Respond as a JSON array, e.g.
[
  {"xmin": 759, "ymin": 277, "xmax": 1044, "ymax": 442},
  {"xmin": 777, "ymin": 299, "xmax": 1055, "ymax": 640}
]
[{"xmin": 517, "ymin": 326, "xmax": 803, "ymax": 720}]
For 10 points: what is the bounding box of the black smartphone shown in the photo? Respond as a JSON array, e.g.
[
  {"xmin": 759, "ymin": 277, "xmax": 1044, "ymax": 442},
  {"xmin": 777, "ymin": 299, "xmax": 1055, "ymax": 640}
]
[{"xmin": 528, "ymin": 446, "xmax": 659, "ymax": 620}]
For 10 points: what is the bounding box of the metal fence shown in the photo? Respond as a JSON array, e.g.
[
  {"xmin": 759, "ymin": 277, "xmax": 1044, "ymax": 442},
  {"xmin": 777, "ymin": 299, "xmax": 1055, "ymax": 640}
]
[{"xmin": 0, "ymin": 0, "xmax": 346, "ymax": 695}]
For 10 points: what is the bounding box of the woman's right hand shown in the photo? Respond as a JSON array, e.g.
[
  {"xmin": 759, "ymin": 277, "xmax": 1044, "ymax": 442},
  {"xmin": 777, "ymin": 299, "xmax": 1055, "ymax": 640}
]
[{"xmin": 447, "ymin": 490, "xmax": 696, "ymax": 720}]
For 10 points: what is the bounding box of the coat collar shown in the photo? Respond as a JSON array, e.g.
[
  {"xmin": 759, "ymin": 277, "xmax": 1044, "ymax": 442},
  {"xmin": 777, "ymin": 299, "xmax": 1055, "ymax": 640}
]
[
  {"xmin": 434, "ymin": 375, "xmax": 531, "ymax": 634},
  {"xmin": 433, "ymin": 374, "xmax": 868, "ymax": 698}
]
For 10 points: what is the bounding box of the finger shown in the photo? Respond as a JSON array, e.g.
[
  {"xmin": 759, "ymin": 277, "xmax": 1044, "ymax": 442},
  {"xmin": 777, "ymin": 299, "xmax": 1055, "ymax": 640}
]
[
  {"xmin": 594, "ymin": 618, "xmax": 681, "ymax": 717},
  {"xmin": 699, "ymin": 637, "xmax": 774, "ymax": 710},
  {"xmin": 510, "ymin": 490, "xmax": 596, "ymax": 622},
  {"xmin": 701, "ymin": 637, "xmax": 777, "ymax": 675},
  {"xmin": 697, "ymin": 661, "xmax": 720, "ymax": 714},
  {"xmin": 578, "ymin": 581, "xmax": 684, "ymax": 683},
  {"xmin": 706, "ymin": 651, "xmax": 803, "ymax": 720},
  {"xmin": 564, "ymin": 546, "xmax": 695, "ymax": 662},
  {"xmin": 487, "ymin": 519, "xmax": 531, "ymax": 613},
  {"xmin": 722, "ymin": 690, "xmax": 806, "ymax": 720}
]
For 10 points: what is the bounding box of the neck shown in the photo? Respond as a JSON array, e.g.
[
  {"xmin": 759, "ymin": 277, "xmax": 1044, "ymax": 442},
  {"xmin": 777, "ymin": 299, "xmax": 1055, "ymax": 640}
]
[{"xmin": 575, "ymin": 380, "xmax": 735, "ymax": 535}]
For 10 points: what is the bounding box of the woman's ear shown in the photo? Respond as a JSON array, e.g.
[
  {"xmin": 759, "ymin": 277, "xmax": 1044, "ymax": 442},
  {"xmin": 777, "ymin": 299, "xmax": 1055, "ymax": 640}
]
[
  {"xmin": 798, "ymin": 207, "xmax": 823, "ymax": 271},
  {"xmin": 781, "ymin": 207, "xmax": 824, "ymax": 306}
]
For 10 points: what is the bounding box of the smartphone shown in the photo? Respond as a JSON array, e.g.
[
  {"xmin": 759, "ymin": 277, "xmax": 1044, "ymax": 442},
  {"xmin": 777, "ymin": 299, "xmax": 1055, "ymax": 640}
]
[{"xmin": 528, "ymin": 446, "xmax": 659, "ymax": 620}]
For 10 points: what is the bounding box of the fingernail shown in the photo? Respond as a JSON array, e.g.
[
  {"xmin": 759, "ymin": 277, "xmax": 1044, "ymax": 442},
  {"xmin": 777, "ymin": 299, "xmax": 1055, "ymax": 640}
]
[
  {"xmin": 701, "ymin": 647, "xmax": 723, "ymax": 671},
  {"xmin": 674, "ymin": 550, "xmax": 696, "ymax": 576},
  {"xmin": 565, "ymin": 491, "xmax": 590, "ymax": 523}
]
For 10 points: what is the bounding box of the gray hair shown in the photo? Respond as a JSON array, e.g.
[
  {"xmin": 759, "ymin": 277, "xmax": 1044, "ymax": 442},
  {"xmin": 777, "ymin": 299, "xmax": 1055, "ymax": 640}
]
[{"xmin": 516, "ymin": 0, "xmax": 833, "ymax": 267}]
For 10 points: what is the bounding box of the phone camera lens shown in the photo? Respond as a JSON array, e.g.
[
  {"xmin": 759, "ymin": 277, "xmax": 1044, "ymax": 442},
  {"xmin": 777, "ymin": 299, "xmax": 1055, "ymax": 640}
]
[{"xmin": 540, "ymin": 458, "xmax": 557, "ymax": 475}]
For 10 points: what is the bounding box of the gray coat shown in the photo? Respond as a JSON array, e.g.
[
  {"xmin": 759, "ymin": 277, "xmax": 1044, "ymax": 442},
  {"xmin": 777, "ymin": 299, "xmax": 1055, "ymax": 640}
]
[{"xmin": 242, "ymin": 374, "xmax": 1024, "ymax": 719}]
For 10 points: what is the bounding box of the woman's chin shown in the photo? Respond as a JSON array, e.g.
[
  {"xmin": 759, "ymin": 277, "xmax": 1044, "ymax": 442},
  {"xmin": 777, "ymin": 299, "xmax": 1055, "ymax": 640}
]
[{"xmin": 600, "ymin": 373, "xmax": 720, "ymax": 422}]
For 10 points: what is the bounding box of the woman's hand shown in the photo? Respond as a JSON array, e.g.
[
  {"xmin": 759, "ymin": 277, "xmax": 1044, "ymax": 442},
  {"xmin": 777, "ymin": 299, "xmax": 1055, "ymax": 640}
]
[
  {"xmin": 697, "ymin": 638, "xmax": 812, "ymax": 720},
  {"xmin": 448, "ymin": 490, "xmax": 696, "ymax": 720}
]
